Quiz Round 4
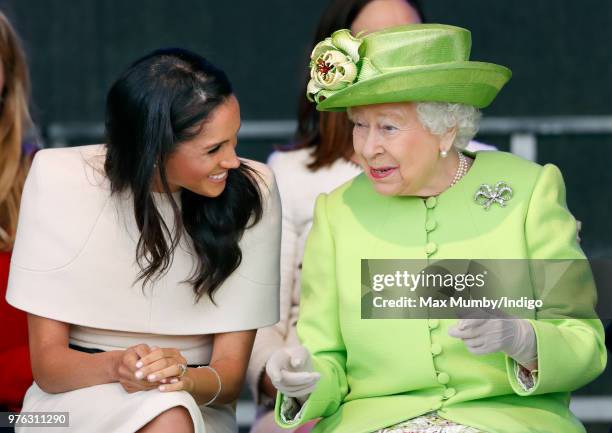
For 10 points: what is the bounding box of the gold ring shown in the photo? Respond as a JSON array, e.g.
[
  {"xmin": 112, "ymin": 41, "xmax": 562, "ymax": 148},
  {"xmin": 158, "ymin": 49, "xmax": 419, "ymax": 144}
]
[{"xmin": 177, "ymin": 363, "xmax": 187, "ymax": 378}]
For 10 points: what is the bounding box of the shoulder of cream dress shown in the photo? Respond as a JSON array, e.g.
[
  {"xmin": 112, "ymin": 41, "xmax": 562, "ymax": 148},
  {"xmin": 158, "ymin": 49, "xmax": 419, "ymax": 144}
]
[{"xmin": 6, "ymin": 144, "xmax": 280, "ymax": 334}]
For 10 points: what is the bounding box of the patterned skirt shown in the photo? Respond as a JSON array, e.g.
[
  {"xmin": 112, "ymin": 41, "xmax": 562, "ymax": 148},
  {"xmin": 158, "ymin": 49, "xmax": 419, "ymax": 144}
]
[{"xmin": 374, "ymin": 412, "xmax": 485, "ymax": 433}]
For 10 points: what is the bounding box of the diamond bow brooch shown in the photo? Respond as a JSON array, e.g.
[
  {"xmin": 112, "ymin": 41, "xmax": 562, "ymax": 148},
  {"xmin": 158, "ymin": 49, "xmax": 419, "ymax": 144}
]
[{"xmin": 474, "ymin": 181, "xmax": 513, "ymax": 210}]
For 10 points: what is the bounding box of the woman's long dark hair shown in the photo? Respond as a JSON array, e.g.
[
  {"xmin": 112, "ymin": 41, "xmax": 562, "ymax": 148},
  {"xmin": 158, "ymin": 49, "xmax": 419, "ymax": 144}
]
[
  {"xmin": 104, "ymin": 48, "xmax": 263, "ymax": 303},
  {"xmin": 292, "ymin": 0, "xmax": 425, "ymax": 170}
]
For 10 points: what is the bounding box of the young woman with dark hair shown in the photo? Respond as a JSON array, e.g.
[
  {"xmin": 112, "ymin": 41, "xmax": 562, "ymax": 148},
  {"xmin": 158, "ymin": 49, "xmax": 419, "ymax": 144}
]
[
  {"xmin": 6, "ymin": 48, "xmax": 281, "ymax": 433},
  {"xmin": 104, "ymin": 49, "xmax": 267, "ymax": 303}
]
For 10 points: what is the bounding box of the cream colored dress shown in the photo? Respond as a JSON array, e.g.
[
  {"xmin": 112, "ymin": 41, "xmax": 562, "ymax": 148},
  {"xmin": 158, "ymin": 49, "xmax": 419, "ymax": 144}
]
[{"xmin": 6, "ymin": 144, "xmax": 281, "ymax": 433}]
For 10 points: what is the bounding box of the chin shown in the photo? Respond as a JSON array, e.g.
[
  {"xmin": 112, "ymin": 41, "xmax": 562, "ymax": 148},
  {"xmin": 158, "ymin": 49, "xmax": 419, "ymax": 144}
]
[
  {"xmin": 372, "ymin": 182, "xmax": 400, "ymax": 197},
  {"xmin": 206, "ymin": 190, "xmax": 224, "ymax": 198},
  {"xmin": 188, "ymin": 184, "xmax": 226, "ymax": 198},
  {"xmin": 205, "ymin": 187, "xmax": 225, "ymax": 198}
]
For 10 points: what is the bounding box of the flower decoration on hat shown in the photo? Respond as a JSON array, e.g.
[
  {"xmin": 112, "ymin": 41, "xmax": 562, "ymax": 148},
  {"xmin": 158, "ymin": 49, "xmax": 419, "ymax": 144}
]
[{"xmin": 307, "ymin": 29, "xmax": 363, "ymax": 103}]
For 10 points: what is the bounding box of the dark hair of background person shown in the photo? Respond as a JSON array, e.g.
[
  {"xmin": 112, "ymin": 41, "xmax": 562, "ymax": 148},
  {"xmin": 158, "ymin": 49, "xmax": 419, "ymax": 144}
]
[
  {"xmin": 104, "ymin": 48, "xmax": 263, "ymax": 303},
  {"xmin": 0, "ymin": 10, "xmax": 33, "ymax": 251},
  {"xmin": 290, "ymin": 0, "xmax": 425, "ymax": 170}
]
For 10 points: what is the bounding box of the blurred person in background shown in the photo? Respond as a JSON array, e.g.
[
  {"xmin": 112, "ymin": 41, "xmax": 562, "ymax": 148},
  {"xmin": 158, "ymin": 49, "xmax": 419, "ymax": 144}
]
[
  {"xmin": 246, "ymin": 2, "xmax": 427, "ymax": 432},
  {"xmin": 0, "ymin": 9, "xmax": 36, "ymax": 415},
  {"xmin": 6, "ymin": 48, "xmax": 281, "ymax": 433}
]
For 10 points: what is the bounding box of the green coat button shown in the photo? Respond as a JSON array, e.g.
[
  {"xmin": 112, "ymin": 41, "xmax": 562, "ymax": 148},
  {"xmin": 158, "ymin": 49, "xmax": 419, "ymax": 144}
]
[
  {"xmin": 425, "ymin": 219, "xmax": 437, "ymax": 232},
  {"xmin": 437, "ymin": 372, "xmax": 450, "ymax": 384},
  {"xmin": 425, "ymin": 196, "xmax": 437, "ymax": 209},
  {"xmin": 428, "ymin": 319, "xmax": 440, "ymax": 329},
  {"xmin": 431, "ymin": 343, "xmax": 442, "ymax": 355},
  {"xmin": 425, "ymin": 242, "xmax": 438, "ymax": 255},
  {"xmin": 443, "ymin": 387, "xmax": 456, "ymax": 399}
]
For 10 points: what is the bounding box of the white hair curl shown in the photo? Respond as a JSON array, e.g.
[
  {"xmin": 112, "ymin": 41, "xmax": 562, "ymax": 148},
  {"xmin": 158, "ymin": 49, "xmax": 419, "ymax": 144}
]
[{"xmin": 415, "ymin": 102, "xmax": 481, "ymax": 150}]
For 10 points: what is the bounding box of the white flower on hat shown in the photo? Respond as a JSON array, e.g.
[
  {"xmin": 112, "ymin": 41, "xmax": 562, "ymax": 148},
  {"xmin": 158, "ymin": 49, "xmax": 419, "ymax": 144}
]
[{"xmin": 307, "ymin": 30, "xmax": 362, "ymax": 103}]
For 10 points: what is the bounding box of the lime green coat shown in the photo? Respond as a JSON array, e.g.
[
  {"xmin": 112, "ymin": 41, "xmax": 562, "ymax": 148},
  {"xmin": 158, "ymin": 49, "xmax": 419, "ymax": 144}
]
[{"xmin": 274, "ymin": 151, "xmax": 607, "ymax": 433}]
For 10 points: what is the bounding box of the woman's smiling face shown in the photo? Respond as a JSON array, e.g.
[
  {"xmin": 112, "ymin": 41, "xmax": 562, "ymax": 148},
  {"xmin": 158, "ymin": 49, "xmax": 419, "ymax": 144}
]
[
  {"xmin": 162, "ymin": 95, "xmax": 241, "ymax": 197},
  {"xmin": 349, "ymin": 101, "xmax": 455, "ymax": 197}
]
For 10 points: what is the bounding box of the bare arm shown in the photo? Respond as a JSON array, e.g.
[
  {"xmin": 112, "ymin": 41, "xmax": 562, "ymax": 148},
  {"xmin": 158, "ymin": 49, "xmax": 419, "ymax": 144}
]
[
  {"xmin": 27, "ymin": 314, "xmax": 122, "ymax": 393},
  {"xmin": 183, "ymin": 330, "xmax": 255, "ymax": 405},
  {"xmin": 145, "ymin": 329, "xmax": 256, "ymax": 405}
]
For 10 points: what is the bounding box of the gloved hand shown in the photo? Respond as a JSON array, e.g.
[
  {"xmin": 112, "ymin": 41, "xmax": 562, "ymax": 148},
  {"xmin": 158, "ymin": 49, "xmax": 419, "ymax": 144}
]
[
  {"xmin": 448, "ymin": 315, "xmax": 537, "ymax": 369},
  {"xmin": 265, "ymin": 345, "xmax": 321, "ymax": 402}
]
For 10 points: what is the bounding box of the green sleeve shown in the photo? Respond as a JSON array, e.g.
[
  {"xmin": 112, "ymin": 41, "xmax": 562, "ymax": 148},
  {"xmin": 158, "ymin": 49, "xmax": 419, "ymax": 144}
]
[
  {"xmin": 506, "ymin": 164, "xmax": 607, "ymax": 395},
  {"xmin": 274, "ymin": 194, "xmax": 349, "ymax": 426}
]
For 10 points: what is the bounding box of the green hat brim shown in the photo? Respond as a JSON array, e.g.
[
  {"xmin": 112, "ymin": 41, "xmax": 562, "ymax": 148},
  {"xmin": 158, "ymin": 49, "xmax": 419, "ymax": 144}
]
[{"xmin": 315, "ymin": 61, "xmax": 512, "ymax": 111}]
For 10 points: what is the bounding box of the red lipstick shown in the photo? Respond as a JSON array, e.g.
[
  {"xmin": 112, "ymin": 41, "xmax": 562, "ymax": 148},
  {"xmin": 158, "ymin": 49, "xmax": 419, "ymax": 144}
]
[{"xmin": 369, "ymin": 166, "xmax": 398, "ymax": 179}]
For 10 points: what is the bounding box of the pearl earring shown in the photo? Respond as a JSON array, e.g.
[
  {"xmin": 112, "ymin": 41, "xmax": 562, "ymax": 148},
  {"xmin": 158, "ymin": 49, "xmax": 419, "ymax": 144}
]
[{"xmin": 440, "ymin": 149, "xmax": 448, "ymax": 158}]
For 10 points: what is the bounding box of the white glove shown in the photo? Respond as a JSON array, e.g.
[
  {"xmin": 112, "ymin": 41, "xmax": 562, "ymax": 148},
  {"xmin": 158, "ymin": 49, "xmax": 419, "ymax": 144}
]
[
  {"xmin": 265, "ymin": 345, "xmax": 321, "ymax": 401},
  {"xmin": 448, "ymin": 316, "xmax": 537, "ymax": 368}
]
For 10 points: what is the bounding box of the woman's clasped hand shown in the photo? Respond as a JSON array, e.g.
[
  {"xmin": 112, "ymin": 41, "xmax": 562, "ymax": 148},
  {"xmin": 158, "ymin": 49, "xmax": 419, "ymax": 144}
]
[{"xmin": 115, "ymin": 344, "xmax": 191, "ymax": 393}]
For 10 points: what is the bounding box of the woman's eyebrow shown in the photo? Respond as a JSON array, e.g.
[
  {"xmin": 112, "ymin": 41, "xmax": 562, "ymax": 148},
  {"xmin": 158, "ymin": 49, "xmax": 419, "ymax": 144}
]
[{"xmin": 202, "ymin": 139, "xmax": 229, "ymax": 150}]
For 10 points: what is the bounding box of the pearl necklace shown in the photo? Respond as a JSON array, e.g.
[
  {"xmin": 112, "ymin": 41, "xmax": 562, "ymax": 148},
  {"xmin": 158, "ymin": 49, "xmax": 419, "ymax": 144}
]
[{"xmin": 450, "ymin": 152, "xmax": 468, "ymax": 187}]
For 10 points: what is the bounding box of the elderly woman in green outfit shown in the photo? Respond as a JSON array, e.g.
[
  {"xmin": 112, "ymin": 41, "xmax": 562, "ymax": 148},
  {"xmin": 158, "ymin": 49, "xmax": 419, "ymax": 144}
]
[{"xmin": 266, "ymin": 24, "xmax": 607, "ymax": 433}]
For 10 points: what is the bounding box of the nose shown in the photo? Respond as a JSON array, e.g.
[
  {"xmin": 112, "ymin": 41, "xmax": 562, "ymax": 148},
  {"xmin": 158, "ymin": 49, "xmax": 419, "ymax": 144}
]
[
  {"xmin": 220, "ymin": 145, "xmax": 240, "ymax": 169},
  {"xmin": 359, "ymin": 128, "xmax": 383, "ymax": 161}
]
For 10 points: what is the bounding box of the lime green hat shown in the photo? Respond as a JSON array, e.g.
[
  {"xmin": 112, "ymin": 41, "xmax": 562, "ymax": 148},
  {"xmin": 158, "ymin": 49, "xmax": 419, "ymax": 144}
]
[{"xmin": 307, "ymin": 24, "xmax": 511, "ymax": 111}]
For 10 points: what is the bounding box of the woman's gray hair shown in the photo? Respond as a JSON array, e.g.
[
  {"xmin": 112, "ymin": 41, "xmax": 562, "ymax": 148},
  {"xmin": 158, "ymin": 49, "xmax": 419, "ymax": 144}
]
[{"xmin": 415, "ymin": 102, "xmax": 481, "ymax": 150}]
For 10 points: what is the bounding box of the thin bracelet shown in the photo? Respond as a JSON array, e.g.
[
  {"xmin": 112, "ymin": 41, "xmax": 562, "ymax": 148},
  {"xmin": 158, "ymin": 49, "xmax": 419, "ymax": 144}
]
[{"xmin": 198, "ymin": 365, "xmax": 222, "ymax": 406}]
